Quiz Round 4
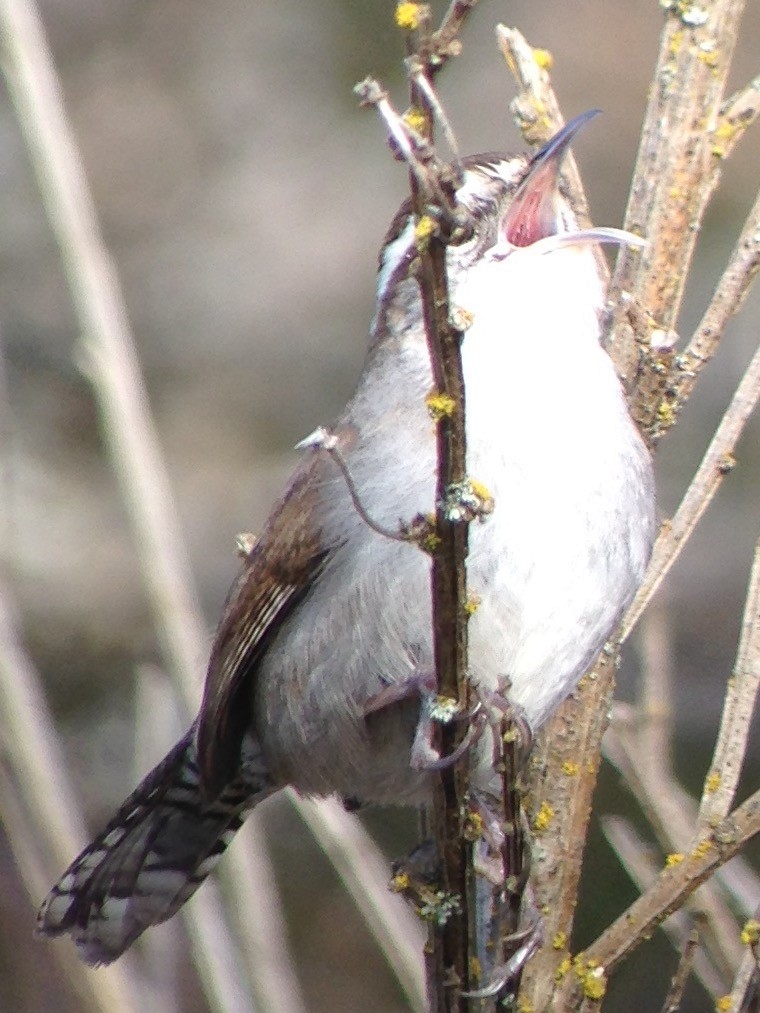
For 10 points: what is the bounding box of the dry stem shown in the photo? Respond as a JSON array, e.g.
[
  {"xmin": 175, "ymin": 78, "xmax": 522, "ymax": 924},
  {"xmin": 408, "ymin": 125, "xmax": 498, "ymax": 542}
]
[
  {"xmin": 669, "ymin": 185, "xmax": 760, "ymax": 418},
  {"xmin": 660, "ymin": 928, "xmax": 702, "ymax": 1013},
  {"xmin": 405, "ymin": 9, "xmax": 474, "ymax": 1005},
  {"xmin": 698, "ymin": 535, "xmax": 760, "ymax": 830},
  {"xmin": 728, "ymin": 948, "xmax": 760, "ymax": 1011}
]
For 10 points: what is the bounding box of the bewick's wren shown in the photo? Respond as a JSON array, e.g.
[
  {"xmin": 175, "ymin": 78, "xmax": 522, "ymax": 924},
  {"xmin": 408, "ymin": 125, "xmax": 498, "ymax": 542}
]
[{"xmin": 38, "ymin": 114, "xmax": 656, "ymax": 965}]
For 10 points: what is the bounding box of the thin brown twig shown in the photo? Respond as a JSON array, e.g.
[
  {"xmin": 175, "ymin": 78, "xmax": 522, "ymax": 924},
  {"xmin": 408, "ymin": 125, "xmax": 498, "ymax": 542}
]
[
  {"xmin": 698, "ymin": 534, "xmax": 760, "ymax": 831},
  {"xmin": 621, "ymin": 336, "xmax": 760, "ymax": 642},
  {"xmin": 406, "ymin": 13, "xmax": 473, "ymax": 1004},
  {"xmin": 666, "ymin": 185, "xmax": 760, "ymax": 432},
  {"xmin": 391, "ymin": 5, "xmax": 500, "ymax": 1005},
  {"xmin": 375, "ymin": 7, "xmax": 488, "ymax": 1004},
  {"xmin": 355, "ymin": 59, "xmax": 472, "ymax": 1009},
  {"xmin": 660, "ymin": 928, "xmax": 702, "ymax": 1013}
]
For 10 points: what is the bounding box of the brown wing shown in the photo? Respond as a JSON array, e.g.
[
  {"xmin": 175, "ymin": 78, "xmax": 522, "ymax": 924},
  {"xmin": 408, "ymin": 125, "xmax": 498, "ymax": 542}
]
[{"xmin": 197, "ymin": 454, "xmax": 331, "ymax": 799}]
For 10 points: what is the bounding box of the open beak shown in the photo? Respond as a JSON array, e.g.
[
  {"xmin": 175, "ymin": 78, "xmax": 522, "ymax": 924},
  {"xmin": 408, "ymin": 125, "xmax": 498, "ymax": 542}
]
[
  {"xmin": 500, "ymin": 109, "xmax": 646, "ymax": 257},
  {"xmin": 502, "ymin": 109, "xmax": 600, "ymax": 248}
]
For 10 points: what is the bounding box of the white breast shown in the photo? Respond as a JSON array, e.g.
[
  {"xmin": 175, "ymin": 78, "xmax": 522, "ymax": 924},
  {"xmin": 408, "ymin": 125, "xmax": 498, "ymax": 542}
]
[{"xmin": 256, "ymin": 241, "xmax": 655, "ymax": 801}]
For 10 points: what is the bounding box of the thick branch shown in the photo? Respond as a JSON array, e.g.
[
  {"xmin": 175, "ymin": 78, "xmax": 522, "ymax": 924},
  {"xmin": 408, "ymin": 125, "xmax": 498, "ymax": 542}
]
[
  {"xmin": 608, "ymin": 0, "xmax": 748, "ymax": 424},
  {"xmin": 518, "ymin": 652, "xmax": 618, "ymax": 1011}
]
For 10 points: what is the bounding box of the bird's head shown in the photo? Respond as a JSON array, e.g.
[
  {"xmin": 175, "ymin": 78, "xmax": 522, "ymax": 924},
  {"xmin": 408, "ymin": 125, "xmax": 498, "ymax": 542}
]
[{"xmin": 372, "ymin": 111, "xmax": 643, "ymax": 345}]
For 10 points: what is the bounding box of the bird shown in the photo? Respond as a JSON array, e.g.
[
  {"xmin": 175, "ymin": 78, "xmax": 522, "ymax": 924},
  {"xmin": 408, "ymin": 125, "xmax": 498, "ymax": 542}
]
[{"xmin": 37, "ymin": 111, "xmax": 656, "ymax": 966}]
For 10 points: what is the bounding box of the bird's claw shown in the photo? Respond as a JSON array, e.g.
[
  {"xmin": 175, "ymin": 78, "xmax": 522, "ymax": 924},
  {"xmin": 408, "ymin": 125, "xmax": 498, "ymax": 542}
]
[
  {"xmin": 410, "ymin": 712, "xmax": 482, "ymax": 771},
  {"xmin": 460, "ymin": 915, "xmax": 543, "ymax": 1000}
]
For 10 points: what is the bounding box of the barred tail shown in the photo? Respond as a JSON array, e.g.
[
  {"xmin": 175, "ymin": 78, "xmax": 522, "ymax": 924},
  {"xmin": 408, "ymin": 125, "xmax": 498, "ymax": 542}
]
[{"xmin": 36, "ymin": 727, "xmax": 273, "ymax": 966}]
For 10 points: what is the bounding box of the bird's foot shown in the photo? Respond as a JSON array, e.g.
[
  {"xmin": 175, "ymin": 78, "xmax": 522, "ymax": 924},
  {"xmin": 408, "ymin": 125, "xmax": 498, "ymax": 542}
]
[
  {"xmin": 472, "ymin": 674, "xmax": 534, "ymax": 765},
  {"xmin": 363, "ymin": 669, "xmax": 483, "ymax": 772},
  {"xmin": 364, "ymin": 672, "xmax": 533, "ymax": 775}
]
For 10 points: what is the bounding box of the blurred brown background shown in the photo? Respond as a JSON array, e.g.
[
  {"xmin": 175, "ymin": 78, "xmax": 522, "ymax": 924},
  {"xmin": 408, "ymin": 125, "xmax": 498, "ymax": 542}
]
[{"xmin": 1, "ymin": 1, "xmax": 759, "ymax": 1010}]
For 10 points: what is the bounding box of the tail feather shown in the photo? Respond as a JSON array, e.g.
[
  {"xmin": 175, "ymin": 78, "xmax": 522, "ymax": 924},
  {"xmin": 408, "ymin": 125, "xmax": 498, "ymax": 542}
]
[{"xmin": 37, "ymin": 727, "xmax": 272, "ymax": 965}]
